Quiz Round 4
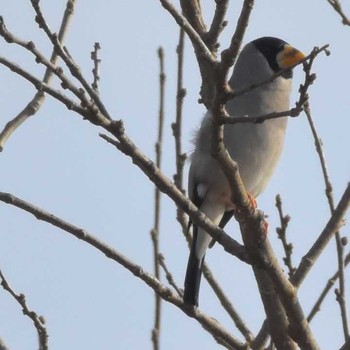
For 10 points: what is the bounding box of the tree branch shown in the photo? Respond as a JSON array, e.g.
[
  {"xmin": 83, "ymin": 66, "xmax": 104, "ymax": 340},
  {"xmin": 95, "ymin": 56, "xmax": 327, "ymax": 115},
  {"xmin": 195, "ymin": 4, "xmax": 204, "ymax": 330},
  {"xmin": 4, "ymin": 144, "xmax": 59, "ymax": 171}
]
[
  {"xmin": 326, "ymin": 0, "xmax": 350, "ymax": 26},
  {"xmin": 0, "ymin": 268, "xmax": 48, "ymax": 350},
  {"xmin": 220, "ymin": 0, "xmax": 255, "ymax": 73},
  {"xmin": 304, "ymin": 101, "xmax": 349, "ymax": 339},
  {"xmin": 158, "ymin": 254, "xmax": 183, "ymax": 297},
  {"xmin": 0, "ymin": 192, "xmax": 247, "ymax": 350},
  {"xmin": 308, "ymin": 251, "xmax": 350, "ymax": 322},
  {"xmin": 150, "ymin": 46, "xmax": 166, "ymax": 350},
  {"xmin": 292, "ymin": 183, "xmax": 350, "ymax": 287},
  {"xmin": 90, "ymin": 42, "xmax": 101, "ymax": 92},
  {"xmin": 158, "ymin": 0, "xmax": 214, "ymax": 63},
  {"xmin": 202, "ymin": 266, "xmax": 254, "ymax": 343},
  {"xmin": 205, "ymin": 0, "xmax": 229, "ymax": 53},
  {"xmin": 275, "ymin": 194, "xmax": 295, "ymax": 277},
  {"xmin": 179, "ymin": 0, "xmax": 207, "ymax": 35}
]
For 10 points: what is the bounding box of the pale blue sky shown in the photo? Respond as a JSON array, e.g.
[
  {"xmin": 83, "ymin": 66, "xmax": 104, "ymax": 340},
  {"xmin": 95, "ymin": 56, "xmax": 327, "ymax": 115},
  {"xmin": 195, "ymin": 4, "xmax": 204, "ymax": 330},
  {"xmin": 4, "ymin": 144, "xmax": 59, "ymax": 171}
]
[{"xmin": 0, "ymin": 1, "xmax": 349, "ymax": 349}]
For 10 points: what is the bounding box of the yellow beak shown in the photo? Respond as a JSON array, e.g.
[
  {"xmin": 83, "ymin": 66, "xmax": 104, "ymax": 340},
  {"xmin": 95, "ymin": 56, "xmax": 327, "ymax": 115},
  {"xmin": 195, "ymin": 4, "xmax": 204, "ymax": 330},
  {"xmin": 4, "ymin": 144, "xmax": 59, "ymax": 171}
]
[{"xmin": 277, "ymin": 44, "xmax": 305, "ymax": 69}]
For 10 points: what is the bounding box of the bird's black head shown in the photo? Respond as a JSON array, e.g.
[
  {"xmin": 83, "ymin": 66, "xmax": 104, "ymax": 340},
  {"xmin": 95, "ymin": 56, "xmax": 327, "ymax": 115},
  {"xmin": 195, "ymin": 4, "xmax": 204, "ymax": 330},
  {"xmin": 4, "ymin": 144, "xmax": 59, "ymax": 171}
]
[{"xmin": 253, "ymin": 37, "xmax": 292, "ymax": 78}]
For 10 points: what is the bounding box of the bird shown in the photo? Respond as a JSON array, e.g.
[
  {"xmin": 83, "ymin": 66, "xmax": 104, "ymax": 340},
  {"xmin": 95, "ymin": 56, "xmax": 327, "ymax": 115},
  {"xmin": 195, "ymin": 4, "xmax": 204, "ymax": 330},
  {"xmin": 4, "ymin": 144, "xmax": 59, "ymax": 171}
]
[{"xmin": 183, "ymin": 37, "xmax": 305, "ymax": 306}]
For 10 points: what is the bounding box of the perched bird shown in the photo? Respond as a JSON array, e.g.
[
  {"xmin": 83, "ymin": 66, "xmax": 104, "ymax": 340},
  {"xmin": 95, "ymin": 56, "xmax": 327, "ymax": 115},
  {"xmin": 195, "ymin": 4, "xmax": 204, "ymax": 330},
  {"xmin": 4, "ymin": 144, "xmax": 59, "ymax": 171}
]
[{"xmin": 184, "ymin": 37, "xmax": 305, "ymax": 306}]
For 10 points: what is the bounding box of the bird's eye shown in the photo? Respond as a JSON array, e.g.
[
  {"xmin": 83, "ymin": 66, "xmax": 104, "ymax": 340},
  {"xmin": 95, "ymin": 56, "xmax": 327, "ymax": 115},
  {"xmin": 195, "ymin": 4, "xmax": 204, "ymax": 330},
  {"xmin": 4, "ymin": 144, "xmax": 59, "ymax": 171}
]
[{"xmin": 278, "ymin": 44, "xmax": 285, "ymax": 52}]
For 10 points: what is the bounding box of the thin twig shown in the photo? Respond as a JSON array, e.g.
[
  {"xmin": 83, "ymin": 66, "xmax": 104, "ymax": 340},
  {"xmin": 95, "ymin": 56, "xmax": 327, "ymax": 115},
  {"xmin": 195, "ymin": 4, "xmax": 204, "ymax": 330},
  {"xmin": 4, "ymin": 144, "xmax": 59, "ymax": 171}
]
[
  {"xmin": 0, "ymin": 56, "xmax": 90, "ymax": 116},
  {"xmin": 256, "ymin": 184, "xmax": 350, "ymax": 348},
  {"xmin": 292, "ymin": 183, "xmax": 350, "ymax": 287},
  {"xmin": 304, "ymin": 102, "xmax": 349, "ymax": 339},
  {"xmin": 220, "ymin": 0, "xmax": 255, "ymax": 74},
  {"xmin": 172, "ymin": 28, "xmax": 187, "ymax": 234},
  {"xmin": 205, "ymin": 0, "xmax": 229, "ymax": 53},
  {"xmin": 307, "ymin": 95, "xmax": 349, "ymax": 337},
  {"xmin": 308, "ymin": 251, "xmax": 350, "ymax": 322},
  {"xmin": 0, "ymin": 24, "xmax": 96, "ymax": 111},
  {"xmin": 158, "ymin": 0, "xmax": 214, "ymax": 63},
  {"xmin": 172, "ymin": 28, "xmax": 186, "ymax": 194},
  {"xmin": 326, "ymin": 0, "xmax": 350, "ymax": 25},
  {"xmin": 275, "ymin": 195, "xmax": 295, "ymax": 277},
  {"xmin": 0, "ymin": 269, "xmax": 48, "ymax": 350},
  {"xmin": 0, "ymin": 0, "xmax": 76, "ymax": 151},
  {"xmin": 90, "ymin": 42, "xmax": 101, "ymax": 92},
  {"xmin": 202, "ymin": 267, "xmax": 254, "ymax": 343},
  {"xmin": 31, "ymin": 0, "xmax": 112, "ymax": 120},
  {"xmin": 158, "ymin": 254, "xmax": 183, "ymax": 297},
  {"xmin": 0, "ymin": 192, "xmax": 247, "ymax": 350},
  {"xmin": 150, "ymin": 46, "xmax": 166, "ymax": 350}
]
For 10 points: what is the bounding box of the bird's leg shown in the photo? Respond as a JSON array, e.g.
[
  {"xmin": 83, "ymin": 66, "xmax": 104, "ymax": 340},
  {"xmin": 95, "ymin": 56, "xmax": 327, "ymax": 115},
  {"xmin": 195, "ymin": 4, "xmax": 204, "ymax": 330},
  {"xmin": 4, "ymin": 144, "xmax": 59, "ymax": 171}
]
[
  {"xmin": 236, "ymin": 193, "xmax": 269, "ymax": 237},
  {"xmin": 247, "ymin": 192, "xmax": 257, "ymax": 211}
]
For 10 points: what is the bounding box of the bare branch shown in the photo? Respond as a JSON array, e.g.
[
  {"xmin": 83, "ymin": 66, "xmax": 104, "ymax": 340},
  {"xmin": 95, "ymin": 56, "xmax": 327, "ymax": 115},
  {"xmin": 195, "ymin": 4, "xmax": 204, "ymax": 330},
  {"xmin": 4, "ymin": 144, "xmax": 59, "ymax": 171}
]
[
  {"xmin": 0, "ymin": 192, "xmax": 247, "ymax": 350},
  {"xmin": 220, "ymin": 108, "xmax": 301, "ymax": 125},
  {"xmin": 257, "ymin": 184, "xmax": 350, "ymax": 347},
  {"xmin": 308, "ymin": 252, "xmax": 350, "ymax": 322},
  {"xmin": 172, "ymin": 28, "xmax": 187, "ymax": 194},
  {"xmin": 202, "ymin": 267, "xmax": 254, "ymax": 343},
  {"xmin": 326, "ymin": 0, "xmax": 350, "ymax": 25},
  {"xmin": 90, "ymin": 42, "xmax": 101, "ymax": 92},
  {"xmin": 220, "ymin": 0, "xmax": 255, "ymax": 73},
  {"xmin": 240, "ymin": 214, "xmax": 319, "ymax": 349},
  {"xmin": 304, "ymin": 102, "xmax": 350, "ymax": 339},
  {"xmin": 0, "ymin": 0, "xmax": 76, "ymax": 151},
  {"xmin": 158, "ymin": 254, "xmax": 183, "ymax": 297},
  {"xmin": 150, "ymin": 46, "xmax": 166, "ymax": 350},
  {"xmin": 31, "ymin": 0, "xmax": 112, "ymax": 120},
  {"xmin": 179, "ymin": 0, "xmax": 207, "ymax": 35},
  {"xmin": 292, "ymin": 183, "xmax": 350, "ymax": 287},
  {"xmin": 172, "ymin": 28, "xmax": 188, "ymax": 257},
  {"xmin": 275, "ymin": 195, "xmax": 295, "ymax": 277},
  {"xmin": 252, "ymin": 269, "xmax": 296, "ymax": 349},
  {"xmin": 0, "ymin": 27, "xmax": 96, "ymax": 109},
  {"xmin": 0, "ymin": 268, "xmax": 48, "ymax": 350},
  {"xmin": 205, "ymin": 0, "xmax": 229, "ymax": 52},
  {"xmin": 0, "ymin": 56, "xmax": 88, "ymax": 116},
  {"xmin": 158, "ymin": 0, "xmax": 214, "ymax": 63}
]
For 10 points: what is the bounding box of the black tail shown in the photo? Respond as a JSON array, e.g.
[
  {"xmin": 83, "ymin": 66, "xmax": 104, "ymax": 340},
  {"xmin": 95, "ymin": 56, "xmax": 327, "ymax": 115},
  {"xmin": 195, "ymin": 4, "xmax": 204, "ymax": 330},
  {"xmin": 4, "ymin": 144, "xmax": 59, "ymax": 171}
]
[{"xmin": 183, "ymin": 229, "xmax": 205, "ymax": 306}]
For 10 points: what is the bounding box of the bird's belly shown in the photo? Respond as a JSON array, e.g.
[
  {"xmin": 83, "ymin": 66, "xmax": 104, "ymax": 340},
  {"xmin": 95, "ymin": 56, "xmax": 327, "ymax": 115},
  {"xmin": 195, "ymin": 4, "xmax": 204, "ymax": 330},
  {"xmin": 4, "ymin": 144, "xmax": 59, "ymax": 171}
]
[{"xmin": 224, "ymin": 119, "xmax": 286, "ymax": 197}]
